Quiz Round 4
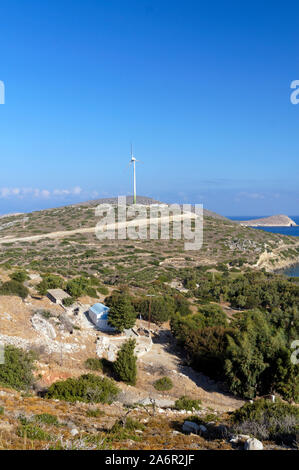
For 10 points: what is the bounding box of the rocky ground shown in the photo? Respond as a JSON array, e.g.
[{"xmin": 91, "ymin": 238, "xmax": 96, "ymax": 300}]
[{"xmin": 0, "ymin": 386, "xmax": 291, "ymax": 450}]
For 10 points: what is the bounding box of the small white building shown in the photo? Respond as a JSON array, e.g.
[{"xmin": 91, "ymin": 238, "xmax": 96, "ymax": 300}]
[{"xmin": 88, "ymin": 303, "xmax": 115, "ymax": 332}]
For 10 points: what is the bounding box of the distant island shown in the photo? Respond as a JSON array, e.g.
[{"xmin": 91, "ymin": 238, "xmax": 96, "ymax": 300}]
[{"xmin": 237, "ymin": 214, "xmax": 297, "ymax": 227}]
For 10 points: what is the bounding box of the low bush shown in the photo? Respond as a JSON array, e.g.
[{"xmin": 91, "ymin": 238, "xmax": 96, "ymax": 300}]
[
  {"xmin": 38, "ymin": 310, "xmax": 53, "ymax": 319},
  {"xmin": 17, "ymin": 424, "xmax": 52, "ymax": 441},
  {"xmin": 174, "ymin": 396, "xmax": 201, "ymax": 411},
  {"xmin": 232, "ymin": 399, "xmax": 299, "ymax": 446},
  {"xmin": 46, "ymin": 374, "xmax": 119, "ymax": 404},
  {"xmin": 86, "ymin": 408, "xmax": 105, "ymax": 418},
  {"xmin": 0, "ymin": 346, "xmax": 37, "ymax": 391},
  {"xmin": 9, "ymin": 271, "xmax": 29, "ymax": 283},
  {"xmin": 66, "ymin": 276, "xmax": 97, "ymax": 299},
  {"xmin": 62, "ymin": 297, "xmax": 75, "ymax": 307},
  {"xmin": 0, "ymin": 280, "xmax": 29, "ymax": 299},
  {"xmin": 108, "ymin": 417, "xmax": 145, "ymax": 442},
  {"xmin": 34, "ymin": 413, "xmax": 59, "ymax": 426},
  {"xmin": 37, "ymin": 274, "xmax": 64, "ymax": 295},
  {"xmin": 97, "ymin": 285, "xmax": 109, "ymax": 295},
  {"xmin": 84, "ymin": 357, "xmax": 103, "ymax": 372},
  {"xmin": 153, "ymin": 376, "xmax": 173, "ymax": 391}
]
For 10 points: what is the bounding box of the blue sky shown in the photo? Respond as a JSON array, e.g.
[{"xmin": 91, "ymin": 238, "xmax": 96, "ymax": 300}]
[{"xmin": 0, "ymin": 0, "xmax": 298, "ymax": 216}]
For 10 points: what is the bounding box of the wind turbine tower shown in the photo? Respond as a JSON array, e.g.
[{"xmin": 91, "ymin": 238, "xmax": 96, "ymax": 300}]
[{"xmin": 129, "ymin": 144, "xmax": 139, "ymax": 204}]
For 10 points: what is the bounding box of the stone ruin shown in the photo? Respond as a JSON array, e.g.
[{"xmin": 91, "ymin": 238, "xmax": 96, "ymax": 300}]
[{"xmin": 96, "ymin": 332, "xmax": 152, "ymax": 362}]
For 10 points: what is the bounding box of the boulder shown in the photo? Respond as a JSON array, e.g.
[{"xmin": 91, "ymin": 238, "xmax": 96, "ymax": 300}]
[
  {"xmin": 244, "ymin": 438, "xmax": 263, "ymax": 450},
  {"xmin": 70, "ymin": 428, "xmax": 79, "ymax": 437},
  {"xmin": 199, "ymin": 424, "xmax": 207, "ymax": 433},
  {"xmin": 182, "ymin": 420, "xmax": 200, "ymax": 434}
]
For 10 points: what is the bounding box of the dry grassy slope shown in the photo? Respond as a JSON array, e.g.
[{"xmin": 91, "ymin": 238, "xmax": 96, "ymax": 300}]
[
  {"xmin": 0, "ymin": 385, "xmax": 288, "ymax": 451},
  {"xmin": 0, "ymin": 199, "xmax": 298, "ymax": 281},
  {"xmin": 0, "ymin": 384, "xmax": 236, "ymax": 450}
]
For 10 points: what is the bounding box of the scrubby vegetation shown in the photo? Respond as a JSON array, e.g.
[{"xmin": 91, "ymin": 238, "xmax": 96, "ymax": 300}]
[
  {"xmin": 153, "ymin": 377, "xmax": 173, "ymax": 391},
  {"xmin": 108, "ymin": 417, "xmax": 145, "ymax": 442},
  {"xmin": 37, "ymin": 274, "xmax": 64, "ymax": 295},
  {"xmin": 0, "ymin": 280, "xmax": 29, "ymax": 299},
  {"xmin": 34, "ymin": 413, "xmax": 60, "ymax": 426},
  {"xmin": 17, "ymin": 423, "xmax": 53, "ymax": 441},
  {"xmin": 171, "ymin": 271, "xmax": 299, "ymax": 402},
  {"xmin": 46, "ymin": 374, "xmax": 120, "ymax": 404},
  {"xmin": 84, "ymin": 357, "xmax": 104, "ymax": 372},
  {"xmin": 0, "ymin": 346, "xmax": 37, "ymax": 391},
  {"xmin": 174, "ymin": 396, "xmax": 201, "ymax": 411},
  {"xmin": 232, "ymin": 399, "xmax": 299, "ymax": 446},
  {"xmin": 9, "ymin": 270, "xmax": 29, "ymax": 283}
]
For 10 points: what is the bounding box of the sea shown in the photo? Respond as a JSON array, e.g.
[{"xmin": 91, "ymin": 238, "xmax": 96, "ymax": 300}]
[{"xmin": 228, "ymin": 216, "xmax": 299, "ymax": 277}]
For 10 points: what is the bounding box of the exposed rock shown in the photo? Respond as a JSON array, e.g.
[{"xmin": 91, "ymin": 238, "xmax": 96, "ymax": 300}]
[
  {"xmin": 182, "ymin": 420, "xmax": 200, "ymax": 434},
  {"xmin": 31, "ymin": 314, "xmax": 57, "ymax": 339},
  {"xmin": 199, "ymin": 424, "xmax": 207, "ymax": 433},
  {"xmin": 230, "ymin": 434, "xmax": 251, "ymax": 444},
  {"xmin": 244, "ymin": 438, "xmax": 264, "ymax": 450}
]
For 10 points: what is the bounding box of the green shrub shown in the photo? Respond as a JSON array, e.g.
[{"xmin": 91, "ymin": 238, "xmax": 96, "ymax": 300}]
[
  {"xmin": 232, "ymin": 399, "xmax": 299, "ymax": 423},
  {"xmin": 66, "ymin": 276, "xmax": 97, "ymax": 299},
  {"xmin": 62, "ymin": 297, "xmax": 75, "ymax": 307},
  {"xmin": 46, "ymin": 374, "xmax": 119, "ymax": 404},
  {"xmin": 34, "ymin": 413, "xmax": 59, "ymax": 426},
  {"xmin": 97, "ymin": 285, "xmax": 109, "ymax": 295},
  {"xmin": 0, "ymin": 346, "xmax": 37, "ymax": 391},
  {"xmin": 84, "ymin": 357, "xmax": 103, "ymax": 372},
  {"xmin": 136, "ymin": 296, "xmax": 175, "ymax": 325},
  {"xmin": 153, "ymin": 376, "xmax": 173, "ymax": 391},
  {"xmin": 0, "ymin": 406, "xmax": 4, "ymax": 415},
  {"xmin": 17, "ymin": 424, "xmax": 52, "ymax": 441},
  {"xmin": 196, "ymin": 304, "xmax": 228, "ymax": 328},
  {"xmin": 113, "ymin": 339, "xmax": 137, "ymax": 385},
  {"xmin": 37, "ymin": 274, "xmax": 64, "ymax": 295},
  {"xmin": 174, "ymin": 396, "xmax": 201, "ymax": 411},
  {"xmin": 10, "ymin": 271, "xmax": 29, "ymax": 283},
  {"xmin": 108, "ymin": 417, "xmax": 145, "ymax": 441},
  {"xmin": 86, "ymin": 408, "xmax": 105, "ymax": 418},
  {"xmin": 0, "ymin": 280, "xmax": 29, "ymax": 299},
  {"xmin": 232, "ymin": 399, "xmax": 299, "ymax": 446},
  {"xmin": 38, "ymin": 310, "xmax": 53, "ymax": 319}
]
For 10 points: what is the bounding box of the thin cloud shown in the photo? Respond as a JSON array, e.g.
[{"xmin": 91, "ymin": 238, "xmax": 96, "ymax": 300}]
[
  {"xmin": 236, "ymin": 192, "xmax": 266, "ymax": 200},
  {"xmin": 0, "ymin": 187, "xmax": 83, "ymax": 199}
]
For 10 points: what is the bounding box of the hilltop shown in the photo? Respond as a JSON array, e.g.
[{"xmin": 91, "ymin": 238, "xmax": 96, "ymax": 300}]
[{"xmin": 0, "ymin": 197, "xmax": 298, "ymax": 275}]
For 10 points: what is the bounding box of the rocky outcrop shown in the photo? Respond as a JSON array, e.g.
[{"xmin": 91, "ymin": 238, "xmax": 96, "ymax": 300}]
[
  {"xmin": 244, "ymin": 437, "xmax": 264, "ymax": 450},
  {"xmin": 182, "ymin": 420, "xmax": 200, "ymax": 434}
]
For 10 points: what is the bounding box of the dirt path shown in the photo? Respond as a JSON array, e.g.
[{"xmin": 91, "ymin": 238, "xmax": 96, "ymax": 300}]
[
  {"xmin": 137, "ymin": 329, "xmax": 244, "ymax": 412},
  {"xmin": 0, "ymin": 212, "xmax": 198, "ymax": 245}
]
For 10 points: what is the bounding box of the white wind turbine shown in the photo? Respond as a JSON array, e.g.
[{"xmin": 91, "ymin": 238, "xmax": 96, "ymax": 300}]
[{"xmin": 129, "ymin": 144, "xmax": 140, "ymax": 204}]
